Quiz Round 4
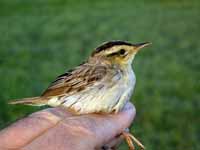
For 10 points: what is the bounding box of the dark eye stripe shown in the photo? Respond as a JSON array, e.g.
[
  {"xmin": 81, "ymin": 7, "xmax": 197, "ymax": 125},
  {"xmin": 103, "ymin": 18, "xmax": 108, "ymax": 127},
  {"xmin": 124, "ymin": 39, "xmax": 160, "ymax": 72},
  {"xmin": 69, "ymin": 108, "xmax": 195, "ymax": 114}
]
[
  {"xmin": 106, "ymin": 51, "xmax": 119, "ymax": 57},
  {"xmin": 107, "ymin": 49, "xmax": 127, "ymax": 57}
]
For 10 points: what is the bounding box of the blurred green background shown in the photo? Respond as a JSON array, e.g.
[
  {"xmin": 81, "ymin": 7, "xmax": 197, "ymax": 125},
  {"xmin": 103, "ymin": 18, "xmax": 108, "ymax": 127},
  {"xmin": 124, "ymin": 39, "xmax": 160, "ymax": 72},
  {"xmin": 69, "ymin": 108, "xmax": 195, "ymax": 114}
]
[{"xmin": 0, "ymin": 0, "xmax": 199, "ymax": 149}]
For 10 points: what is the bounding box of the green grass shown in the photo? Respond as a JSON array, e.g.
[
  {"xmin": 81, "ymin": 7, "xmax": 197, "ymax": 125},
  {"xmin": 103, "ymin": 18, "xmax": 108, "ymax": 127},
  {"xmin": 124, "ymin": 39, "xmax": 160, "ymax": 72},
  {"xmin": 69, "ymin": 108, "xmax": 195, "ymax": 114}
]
[{"xmin": 0, "ymin": 0, "xmax": 199, "ymax": 150}]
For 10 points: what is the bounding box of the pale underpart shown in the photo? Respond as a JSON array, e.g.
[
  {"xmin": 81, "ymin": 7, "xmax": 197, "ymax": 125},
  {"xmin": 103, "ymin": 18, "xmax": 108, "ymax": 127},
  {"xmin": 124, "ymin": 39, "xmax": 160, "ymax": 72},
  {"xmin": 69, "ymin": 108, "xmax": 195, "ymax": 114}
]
[{"xmin": 47, "ymin": 65, "xmax": 136, "ymax": 114}]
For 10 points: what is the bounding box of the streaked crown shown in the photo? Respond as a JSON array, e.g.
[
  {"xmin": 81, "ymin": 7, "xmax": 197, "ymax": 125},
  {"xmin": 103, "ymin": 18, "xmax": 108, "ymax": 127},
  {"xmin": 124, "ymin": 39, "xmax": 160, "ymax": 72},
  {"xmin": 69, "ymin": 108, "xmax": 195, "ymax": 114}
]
[
  {"xmin": 91, "ymin": 40, "xmax": 151, "ymax": 65},
  {"xmin": 93, "ymin": 41, "xmax": 133, "ymax": 55}
]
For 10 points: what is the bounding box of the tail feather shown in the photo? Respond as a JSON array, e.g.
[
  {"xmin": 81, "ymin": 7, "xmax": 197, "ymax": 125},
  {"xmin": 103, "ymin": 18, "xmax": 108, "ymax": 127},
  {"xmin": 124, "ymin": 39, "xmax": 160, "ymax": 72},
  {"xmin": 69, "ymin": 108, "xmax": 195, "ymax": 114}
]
[{"xmin": 9, "ymin": 97, "xmax": 49, "ymax": 106}]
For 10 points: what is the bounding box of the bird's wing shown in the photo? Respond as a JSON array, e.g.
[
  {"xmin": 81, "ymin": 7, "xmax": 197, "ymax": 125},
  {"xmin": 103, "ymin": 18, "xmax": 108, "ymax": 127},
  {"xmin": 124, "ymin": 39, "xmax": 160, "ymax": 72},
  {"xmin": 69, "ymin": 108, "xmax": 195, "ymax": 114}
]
[{"xmin": 41, "ymin": 63, "xmax": 107, "ymax": 97}]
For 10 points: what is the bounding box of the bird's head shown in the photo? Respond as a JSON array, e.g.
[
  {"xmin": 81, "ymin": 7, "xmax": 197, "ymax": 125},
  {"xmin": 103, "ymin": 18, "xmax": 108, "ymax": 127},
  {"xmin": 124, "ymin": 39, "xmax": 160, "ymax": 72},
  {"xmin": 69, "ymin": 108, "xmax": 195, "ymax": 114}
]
[{"xmin": 90, "ymin": 41, "xmax": 151, "ymax": 66}]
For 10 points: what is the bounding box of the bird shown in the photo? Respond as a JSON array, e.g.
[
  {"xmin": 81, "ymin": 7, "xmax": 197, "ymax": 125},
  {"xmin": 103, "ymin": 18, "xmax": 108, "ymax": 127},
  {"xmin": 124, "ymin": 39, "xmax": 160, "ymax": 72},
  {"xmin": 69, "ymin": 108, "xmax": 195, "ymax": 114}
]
[{"xmin": 10, "ymin": 40, "xmax": 151, "ymax": 150}]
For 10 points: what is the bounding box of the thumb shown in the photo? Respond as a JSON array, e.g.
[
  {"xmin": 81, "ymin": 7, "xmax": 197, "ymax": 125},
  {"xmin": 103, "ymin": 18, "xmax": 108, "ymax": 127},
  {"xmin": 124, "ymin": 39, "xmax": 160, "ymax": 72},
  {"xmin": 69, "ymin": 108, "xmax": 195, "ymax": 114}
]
[{"xmin": 64, "ymin": 102, "xmax": 136, "ymax": 147}]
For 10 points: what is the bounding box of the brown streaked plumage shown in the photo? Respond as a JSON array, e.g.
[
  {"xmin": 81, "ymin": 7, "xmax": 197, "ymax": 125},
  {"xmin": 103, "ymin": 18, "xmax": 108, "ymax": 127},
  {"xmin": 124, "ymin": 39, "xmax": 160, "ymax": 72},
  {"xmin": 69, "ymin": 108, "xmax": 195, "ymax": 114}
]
[
  {"xmin": 93, "ymin": 41, "xmax": 133, "ymax": 56},
  {"xmin": 9, "ymin": 40, "xmax": 151, "ymax": 150},
  {"xmin": 42, "ymin": 63, "xmax": 107, "ymax": 97}
]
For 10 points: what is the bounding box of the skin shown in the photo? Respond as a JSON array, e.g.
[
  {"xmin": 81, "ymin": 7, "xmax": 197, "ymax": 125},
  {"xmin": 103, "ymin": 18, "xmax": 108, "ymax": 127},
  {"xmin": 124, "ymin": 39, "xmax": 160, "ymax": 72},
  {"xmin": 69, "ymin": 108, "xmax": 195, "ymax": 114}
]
[{"xmin": 0, "ymin": 102, "xmax": 135, "ymax": 150}]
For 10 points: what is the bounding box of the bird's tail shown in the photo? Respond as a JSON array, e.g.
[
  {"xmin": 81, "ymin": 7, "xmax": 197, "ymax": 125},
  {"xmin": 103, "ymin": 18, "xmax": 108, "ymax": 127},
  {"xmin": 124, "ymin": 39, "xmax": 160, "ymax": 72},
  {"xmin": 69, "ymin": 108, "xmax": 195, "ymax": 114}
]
[{"xmin": 9, "ymin": 97, "xmax": 49, "ymax": 106}]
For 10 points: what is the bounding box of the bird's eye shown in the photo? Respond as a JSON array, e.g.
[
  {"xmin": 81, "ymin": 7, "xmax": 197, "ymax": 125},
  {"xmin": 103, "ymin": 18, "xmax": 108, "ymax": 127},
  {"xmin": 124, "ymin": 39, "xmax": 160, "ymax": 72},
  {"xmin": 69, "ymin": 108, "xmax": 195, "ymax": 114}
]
[{"xmin": 119, "ymin": 49, "xmax": 126, "ymax": 55}]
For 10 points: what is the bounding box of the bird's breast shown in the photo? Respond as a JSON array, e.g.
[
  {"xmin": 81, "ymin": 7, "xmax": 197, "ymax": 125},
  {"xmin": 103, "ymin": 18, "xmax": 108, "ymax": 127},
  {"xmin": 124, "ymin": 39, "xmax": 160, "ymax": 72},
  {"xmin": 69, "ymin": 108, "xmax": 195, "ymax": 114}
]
[
  {"xmin": 60, "ymin": 67, "xmax": 136, "ymax": 114},
  {"xmin": 111, "ymin": 67, "xmax": 135, "ymax": 111}
]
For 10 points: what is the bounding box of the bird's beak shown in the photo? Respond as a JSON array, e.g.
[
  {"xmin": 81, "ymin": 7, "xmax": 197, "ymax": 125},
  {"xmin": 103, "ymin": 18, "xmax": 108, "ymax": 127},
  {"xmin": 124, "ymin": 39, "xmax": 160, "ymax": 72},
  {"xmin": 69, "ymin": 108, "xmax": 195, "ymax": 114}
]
[{"xmin": 132, "ymin": 42, "xmax": 151, "ymax": 52}]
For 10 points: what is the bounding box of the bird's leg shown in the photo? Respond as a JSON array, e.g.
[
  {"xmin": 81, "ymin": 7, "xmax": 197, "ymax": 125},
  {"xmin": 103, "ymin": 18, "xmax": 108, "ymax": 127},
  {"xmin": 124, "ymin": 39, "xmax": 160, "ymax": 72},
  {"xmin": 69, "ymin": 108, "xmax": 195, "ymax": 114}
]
[
  {"xmin": 122, "ymin": 131, "xmax": 135, "ymax": 150},
  {"xmin": 122, "ymin": 128, "xmax": 145, "ymax": 150}
]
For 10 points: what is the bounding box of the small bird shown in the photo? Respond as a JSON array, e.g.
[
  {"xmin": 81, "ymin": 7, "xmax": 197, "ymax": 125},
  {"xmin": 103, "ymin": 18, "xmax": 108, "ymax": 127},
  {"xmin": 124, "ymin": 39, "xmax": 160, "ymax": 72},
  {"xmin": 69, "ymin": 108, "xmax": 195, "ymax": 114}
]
[{"xmin": 10, "ymin": 41, "xmax": 151, "ymax": 150}]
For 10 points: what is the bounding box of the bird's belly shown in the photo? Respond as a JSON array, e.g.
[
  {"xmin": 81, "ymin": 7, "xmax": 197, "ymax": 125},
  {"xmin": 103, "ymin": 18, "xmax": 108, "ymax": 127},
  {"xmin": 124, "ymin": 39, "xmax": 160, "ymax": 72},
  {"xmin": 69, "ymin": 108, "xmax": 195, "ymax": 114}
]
[{"xmin": 62, "ymin": 76, "xmax": 135, "ymax": 114}]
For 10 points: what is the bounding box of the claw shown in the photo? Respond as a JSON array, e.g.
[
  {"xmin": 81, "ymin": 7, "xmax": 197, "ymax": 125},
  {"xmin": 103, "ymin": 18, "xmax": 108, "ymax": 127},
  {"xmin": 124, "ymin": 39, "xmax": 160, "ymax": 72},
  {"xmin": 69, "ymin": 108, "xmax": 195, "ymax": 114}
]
[{"xmin": 122, "ymin": 130, "xmax": 145, "ymax": 150}]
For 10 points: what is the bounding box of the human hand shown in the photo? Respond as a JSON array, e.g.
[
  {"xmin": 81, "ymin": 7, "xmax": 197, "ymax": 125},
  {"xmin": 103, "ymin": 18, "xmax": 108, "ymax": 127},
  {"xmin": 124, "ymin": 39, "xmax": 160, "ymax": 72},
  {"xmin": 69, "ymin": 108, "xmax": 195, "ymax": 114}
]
[{"xmin": 0, "ymin": 102, "xmax": 135, "ymax": 150}]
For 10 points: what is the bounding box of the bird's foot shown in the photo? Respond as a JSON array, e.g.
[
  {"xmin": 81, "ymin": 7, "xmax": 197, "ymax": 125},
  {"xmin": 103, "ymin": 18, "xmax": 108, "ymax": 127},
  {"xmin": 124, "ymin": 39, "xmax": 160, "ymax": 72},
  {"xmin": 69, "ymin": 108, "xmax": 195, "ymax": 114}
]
[{"xmin": 122, "ymin": 129, "xmax": 145, "ymax": 150}]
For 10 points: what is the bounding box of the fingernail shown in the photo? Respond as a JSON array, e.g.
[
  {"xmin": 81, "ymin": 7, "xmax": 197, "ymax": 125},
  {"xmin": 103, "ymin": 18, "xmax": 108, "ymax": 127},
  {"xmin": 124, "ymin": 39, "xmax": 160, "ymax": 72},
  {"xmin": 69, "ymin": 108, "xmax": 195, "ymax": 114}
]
[{"xmin": 122, "ymin": 102, "xmax": 135, "ymax": 112}]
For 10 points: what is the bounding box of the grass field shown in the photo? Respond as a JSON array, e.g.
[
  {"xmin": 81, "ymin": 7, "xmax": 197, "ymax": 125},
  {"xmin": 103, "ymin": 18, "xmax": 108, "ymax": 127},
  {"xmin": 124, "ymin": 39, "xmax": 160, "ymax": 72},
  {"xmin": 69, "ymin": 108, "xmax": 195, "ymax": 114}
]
[{"xmin": 0, "ymin": 0, "xmax": 199, "ymax": 150}]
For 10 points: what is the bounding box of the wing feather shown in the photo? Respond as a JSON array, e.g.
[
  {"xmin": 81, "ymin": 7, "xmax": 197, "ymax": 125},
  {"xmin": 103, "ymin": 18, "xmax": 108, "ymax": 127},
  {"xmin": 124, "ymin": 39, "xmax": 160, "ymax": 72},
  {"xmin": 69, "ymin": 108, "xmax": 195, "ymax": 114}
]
[{"xmin": 41, "ymin": 63, "xmax": 107, "ymax": 97}]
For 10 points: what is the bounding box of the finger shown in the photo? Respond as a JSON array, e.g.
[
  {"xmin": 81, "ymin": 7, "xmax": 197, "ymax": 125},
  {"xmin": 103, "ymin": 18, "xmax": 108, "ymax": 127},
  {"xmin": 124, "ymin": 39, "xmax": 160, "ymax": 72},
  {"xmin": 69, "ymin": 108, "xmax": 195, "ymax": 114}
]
[
  {"xmin": 21, "ymin": 103, "xmax": 135, "ymax": 150},
  {"xmin": 0, "ymin": 107, "xmax": 73, "ymax": 149},
  {"xmin": 91, "ymin": 102, "xmax": 135, "ymax": 147},
  {"xmin": 62, "ymin": 102, "xmax": 135, "ymax": 147},
  {"xmin": 99, "ymin": 134, "xmax": 124, "ymax": 150}
]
